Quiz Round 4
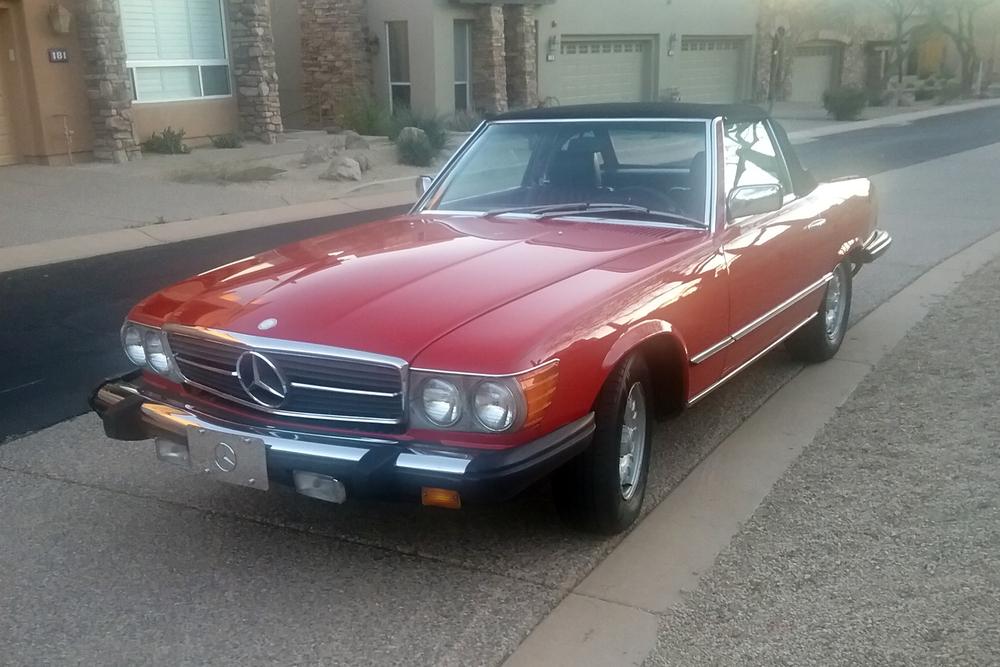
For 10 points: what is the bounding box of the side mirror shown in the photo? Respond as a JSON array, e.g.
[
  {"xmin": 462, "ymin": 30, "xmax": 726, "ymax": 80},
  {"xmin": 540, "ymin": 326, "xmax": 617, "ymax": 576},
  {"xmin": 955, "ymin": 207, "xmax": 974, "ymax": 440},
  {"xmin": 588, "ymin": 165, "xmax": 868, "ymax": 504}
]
[
  {"xmin": 727, "ymin": 184, "xmax": 784, "ymax": 221},
  {"xmin": 416, "ymin": 175, "xmax": 434, "ymax": 197}
]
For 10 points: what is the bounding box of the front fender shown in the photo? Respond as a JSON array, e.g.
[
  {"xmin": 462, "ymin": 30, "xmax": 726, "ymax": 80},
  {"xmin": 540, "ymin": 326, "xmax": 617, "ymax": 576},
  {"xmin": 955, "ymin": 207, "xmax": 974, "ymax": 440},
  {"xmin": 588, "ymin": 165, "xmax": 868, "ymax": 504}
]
[{"xmin": 601, "ymin": 320, "xmax": 691, "ymax": 409}]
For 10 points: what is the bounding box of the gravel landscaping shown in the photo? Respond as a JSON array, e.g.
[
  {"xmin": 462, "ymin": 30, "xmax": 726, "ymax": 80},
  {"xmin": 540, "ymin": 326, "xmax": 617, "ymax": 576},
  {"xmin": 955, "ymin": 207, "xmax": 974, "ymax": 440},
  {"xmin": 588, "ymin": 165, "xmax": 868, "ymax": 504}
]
[{"xmin": 648, "ymin": 258, "xmax": 1000, "ymax": 666}]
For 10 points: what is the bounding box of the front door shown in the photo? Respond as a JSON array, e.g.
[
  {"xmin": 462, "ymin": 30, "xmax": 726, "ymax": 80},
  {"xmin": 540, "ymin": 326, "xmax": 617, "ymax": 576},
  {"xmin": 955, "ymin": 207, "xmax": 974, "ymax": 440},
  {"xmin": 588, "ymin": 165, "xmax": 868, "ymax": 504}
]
[
  {"xmin": 718, "ymin": 120, "xmax": 821, "ymax": 373},
  {"xmin": 0, "ymin": 9, "xmax": 20, "ymax": 166}
]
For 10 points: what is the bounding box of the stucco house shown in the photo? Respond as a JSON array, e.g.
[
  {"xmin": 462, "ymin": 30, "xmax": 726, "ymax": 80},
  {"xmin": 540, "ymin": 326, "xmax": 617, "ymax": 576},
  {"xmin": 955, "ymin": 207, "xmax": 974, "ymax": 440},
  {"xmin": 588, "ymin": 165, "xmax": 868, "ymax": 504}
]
[
  {"xmin": 272, "ymin": 0, "xmax": 761, "ymax": 128},
  {"xmin": 0, "ymin": 0, "xmax": 281, "ymax": 165}
]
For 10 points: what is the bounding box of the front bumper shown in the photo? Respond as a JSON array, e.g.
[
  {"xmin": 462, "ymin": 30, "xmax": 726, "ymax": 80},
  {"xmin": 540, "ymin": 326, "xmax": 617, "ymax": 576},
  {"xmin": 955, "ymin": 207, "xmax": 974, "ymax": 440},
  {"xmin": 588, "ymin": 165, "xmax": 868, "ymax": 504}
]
[
  {"xmin": 90, "ymin": 372, "xmax": 595, "ymax": 504},
  {"xmin": 854, "ymin": 229, "xmax": 892, "ymax": 265}
]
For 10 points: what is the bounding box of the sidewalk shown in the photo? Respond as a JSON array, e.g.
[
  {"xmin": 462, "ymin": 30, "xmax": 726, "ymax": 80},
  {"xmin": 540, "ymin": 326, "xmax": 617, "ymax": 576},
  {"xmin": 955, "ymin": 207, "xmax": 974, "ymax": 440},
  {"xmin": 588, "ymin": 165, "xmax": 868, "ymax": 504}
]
[{"xmin": 648, "ymin": 256, "xmax": 1000, "ymax": 665}]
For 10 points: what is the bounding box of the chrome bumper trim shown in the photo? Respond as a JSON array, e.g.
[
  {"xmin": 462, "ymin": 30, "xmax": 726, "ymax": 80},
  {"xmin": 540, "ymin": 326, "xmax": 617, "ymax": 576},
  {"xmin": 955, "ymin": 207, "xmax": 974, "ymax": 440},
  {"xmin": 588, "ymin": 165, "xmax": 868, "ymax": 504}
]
[{"xmin": 94, "ymin": 382, "xmax": 470, "ymax": 474}]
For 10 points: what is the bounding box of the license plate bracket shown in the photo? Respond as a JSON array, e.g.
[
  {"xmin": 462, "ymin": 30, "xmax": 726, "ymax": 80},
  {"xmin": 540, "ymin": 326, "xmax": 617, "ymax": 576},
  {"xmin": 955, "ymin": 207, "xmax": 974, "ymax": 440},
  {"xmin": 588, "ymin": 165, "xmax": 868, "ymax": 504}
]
[{"xmin": 185, "ymin": 426, "xmax": 269, "ymax": 491}]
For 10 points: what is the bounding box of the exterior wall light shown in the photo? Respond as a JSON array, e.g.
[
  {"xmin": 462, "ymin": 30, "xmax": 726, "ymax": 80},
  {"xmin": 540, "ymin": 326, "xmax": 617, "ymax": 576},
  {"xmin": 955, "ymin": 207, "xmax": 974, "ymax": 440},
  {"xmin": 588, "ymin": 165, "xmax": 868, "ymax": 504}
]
[{"xmin": 48, "ymin": 2, "xmax": 73, "ymax": 35}]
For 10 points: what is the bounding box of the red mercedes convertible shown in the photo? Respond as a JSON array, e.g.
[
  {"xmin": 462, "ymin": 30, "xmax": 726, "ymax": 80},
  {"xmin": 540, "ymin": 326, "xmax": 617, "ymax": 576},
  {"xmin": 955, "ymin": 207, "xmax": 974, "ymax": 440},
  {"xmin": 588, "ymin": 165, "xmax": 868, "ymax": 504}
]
[{"xmin": 93, "ymin": 103, "xmax": 890, "ymax": 534}]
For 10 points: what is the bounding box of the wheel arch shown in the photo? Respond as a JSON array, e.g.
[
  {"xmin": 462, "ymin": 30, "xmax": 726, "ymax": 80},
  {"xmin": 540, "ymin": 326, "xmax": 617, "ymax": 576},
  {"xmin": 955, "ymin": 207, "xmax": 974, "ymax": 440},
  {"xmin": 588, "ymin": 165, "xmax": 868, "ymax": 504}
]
[{"xmin": 601, "ymin": 320, "xmax": 690, "ymax": 419}]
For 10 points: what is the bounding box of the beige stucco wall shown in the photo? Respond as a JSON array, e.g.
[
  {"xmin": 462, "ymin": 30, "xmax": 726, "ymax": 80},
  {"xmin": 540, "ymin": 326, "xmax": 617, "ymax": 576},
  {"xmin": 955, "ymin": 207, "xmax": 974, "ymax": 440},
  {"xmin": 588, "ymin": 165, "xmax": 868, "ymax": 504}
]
[
  {"xmin": 133, "ymin": 97, "xmax": 240, "ymax": 143},
  {"xmin": 3, "ymin": 0, "xmax": 94, "ymax": 163},
  {"xmin": 367, "ymin": 0, "xmax": 477, "ymax": 115}
]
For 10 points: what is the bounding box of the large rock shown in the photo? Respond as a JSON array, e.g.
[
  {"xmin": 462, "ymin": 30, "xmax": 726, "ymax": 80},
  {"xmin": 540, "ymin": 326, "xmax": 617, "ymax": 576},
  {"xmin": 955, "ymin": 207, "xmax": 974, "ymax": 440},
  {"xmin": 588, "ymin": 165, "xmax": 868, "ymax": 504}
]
[
  {"xmin": 347, "ymin": 150, "xmax": 371, "ymax": 173},
  {"xmin": 301, "ymin": 136, "xmax": 347, "ymax": 166},
  {"xmin": 320, "ymin": 156, "xmax": 363, "ymax": 181},
  {"xmin": 343, "ymin": 130, "xmax": 370, "ymax": 150}
]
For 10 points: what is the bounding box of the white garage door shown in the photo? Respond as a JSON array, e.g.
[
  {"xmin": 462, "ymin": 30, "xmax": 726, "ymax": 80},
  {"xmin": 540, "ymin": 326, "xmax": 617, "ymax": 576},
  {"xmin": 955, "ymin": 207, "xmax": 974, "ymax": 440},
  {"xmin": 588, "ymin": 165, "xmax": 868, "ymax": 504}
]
[
  {"xmin": 790, "ymin": 45, "xmax": 839, "ymax": 103},
  {"xmin": 559, "ymin": 38, "xmax": 651, "ymax": 105},
  {"xmin": 676, "ymin": 37, "xmax": 746, "ymax": 103}
]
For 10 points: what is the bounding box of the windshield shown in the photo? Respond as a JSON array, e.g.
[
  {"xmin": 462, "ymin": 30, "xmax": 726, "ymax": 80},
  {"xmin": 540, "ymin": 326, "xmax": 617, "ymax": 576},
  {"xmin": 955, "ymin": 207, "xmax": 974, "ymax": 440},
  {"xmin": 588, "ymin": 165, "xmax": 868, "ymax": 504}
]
[{"xmin": 421, "ymin": 120, "xmax": 711, "ymax": 225}]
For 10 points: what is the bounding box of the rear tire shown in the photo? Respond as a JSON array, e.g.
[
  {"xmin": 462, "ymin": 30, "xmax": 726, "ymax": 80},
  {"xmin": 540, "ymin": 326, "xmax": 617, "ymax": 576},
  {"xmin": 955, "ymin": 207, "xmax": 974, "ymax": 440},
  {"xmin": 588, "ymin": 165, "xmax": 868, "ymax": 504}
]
[
  {"xmin": 552, "ymin": 354, "xmax": 653, "ymax": 535},
  {"xmin": 786, "ymin": 262, "xmax": 852, "ymax": 363}
]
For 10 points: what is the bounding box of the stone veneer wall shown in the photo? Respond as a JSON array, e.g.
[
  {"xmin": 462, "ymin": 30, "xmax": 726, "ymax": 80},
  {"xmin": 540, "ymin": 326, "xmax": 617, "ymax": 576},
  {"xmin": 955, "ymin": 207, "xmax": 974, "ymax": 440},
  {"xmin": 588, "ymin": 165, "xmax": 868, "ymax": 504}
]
[
  {"xmin": 471, "ymin": 4, "xmax": 508, "ymax": 114},
  {"xmin": 76, "ymin": 0, "xmax": 141, "ymax": 163},
  {"xmin": 226, "ymin": 0, "xmax": 283, "ymax": 143},
  {"xmin": 299, "ymin": 0, "xmax": 372, "ymax": 128},
  {"xmin": 503, "ymin": 4, "xmax": 537, "ymax": 109}
]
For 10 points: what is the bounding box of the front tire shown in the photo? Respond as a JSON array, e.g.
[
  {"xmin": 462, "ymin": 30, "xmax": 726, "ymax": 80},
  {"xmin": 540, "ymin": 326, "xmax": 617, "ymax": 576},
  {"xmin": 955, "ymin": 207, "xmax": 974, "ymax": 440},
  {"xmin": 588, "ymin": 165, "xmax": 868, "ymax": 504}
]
[
  {"xmin": 786, "ymin": 262, "xmax": 852, "ymax": 363},
  {"xmin": 552, "ymin": 354, "xmax": 653, "ymax": 535}
]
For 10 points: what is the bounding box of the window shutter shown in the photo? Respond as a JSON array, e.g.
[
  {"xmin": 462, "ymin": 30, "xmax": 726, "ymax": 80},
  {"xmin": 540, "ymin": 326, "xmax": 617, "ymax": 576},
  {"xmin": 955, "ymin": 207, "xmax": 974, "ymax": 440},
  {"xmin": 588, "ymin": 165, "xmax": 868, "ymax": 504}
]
[{"xmin": 120, "ymin": 0, "xmax": 159, "ymax": 60}]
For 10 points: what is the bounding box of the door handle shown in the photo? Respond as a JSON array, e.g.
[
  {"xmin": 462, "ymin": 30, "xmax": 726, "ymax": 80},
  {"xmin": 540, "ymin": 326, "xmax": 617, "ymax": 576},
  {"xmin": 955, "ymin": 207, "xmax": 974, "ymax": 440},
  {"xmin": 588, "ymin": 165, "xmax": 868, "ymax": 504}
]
[{"xmin": 806, "ymin": 218, "xmax": 827, "ymax": 230}]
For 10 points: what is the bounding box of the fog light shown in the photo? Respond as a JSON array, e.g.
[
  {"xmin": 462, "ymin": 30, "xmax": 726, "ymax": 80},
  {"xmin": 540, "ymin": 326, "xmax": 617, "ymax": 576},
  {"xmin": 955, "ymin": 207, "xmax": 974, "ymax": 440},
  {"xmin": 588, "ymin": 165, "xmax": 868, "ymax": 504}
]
[
  {"xmin": 293, "ymin": 471, "xmax": 347, "ymax": 504},
  {"xmin": 421, "ymin": 487, "xmax": 461, "ymax": 510},
  {"xmin": 155, "ymin": 438, "xmax": 190, "ymax": 467}
]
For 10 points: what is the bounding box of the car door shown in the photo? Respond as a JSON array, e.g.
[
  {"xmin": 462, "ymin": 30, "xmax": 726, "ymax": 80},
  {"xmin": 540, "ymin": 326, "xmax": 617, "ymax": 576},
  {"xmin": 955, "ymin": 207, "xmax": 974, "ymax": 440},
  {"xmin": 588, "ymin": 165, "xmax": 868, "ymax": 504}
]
[{"xmin": 717, "ymin": 120, "xmax": 825, "ymax": 374}]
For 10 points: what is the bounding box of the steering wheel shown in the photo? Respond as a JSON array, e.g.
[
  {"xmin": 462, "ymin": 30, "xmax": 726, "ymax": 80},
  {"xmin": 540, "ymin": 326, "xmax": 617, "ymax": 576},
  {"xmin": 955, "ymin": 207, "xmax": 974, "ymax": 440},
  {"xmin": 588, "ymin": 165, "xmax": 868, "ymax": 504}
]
[{"xmin": 612, "ymin": 185, "xmax": 683, "ymax": 215}]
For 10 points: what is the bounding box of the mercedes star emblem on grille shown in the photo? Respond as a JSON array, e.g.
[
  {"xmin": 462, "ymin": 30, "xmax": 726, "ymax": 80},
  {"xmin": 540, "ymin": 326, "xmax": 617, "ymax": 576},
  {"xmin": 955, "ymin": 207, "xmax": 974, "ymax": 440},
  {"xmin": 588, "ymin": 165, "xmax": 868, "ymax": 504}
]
[{"xmin": 236, "ymin": 351, "xmax": 289, "ymax": 408}]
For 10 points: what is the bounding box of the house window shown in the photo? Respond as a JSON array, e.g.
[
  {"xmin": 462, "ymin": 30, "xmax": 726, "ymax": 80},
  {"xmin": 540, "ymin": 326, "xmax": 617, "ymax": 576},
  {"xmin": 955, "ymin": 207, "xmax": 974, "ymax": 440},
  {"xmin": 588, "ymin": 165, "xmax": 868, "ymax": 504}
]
[
  {"xmin": 454, "ymin": 21, "xmax": 471, "ymax": 111},
  {"xmin": 386, "ymin": 21, "xmax": 411, "ymax": 111},
  {"xmin": 120, "ymin": 0, "xmax": 231, "ymax": 103}
]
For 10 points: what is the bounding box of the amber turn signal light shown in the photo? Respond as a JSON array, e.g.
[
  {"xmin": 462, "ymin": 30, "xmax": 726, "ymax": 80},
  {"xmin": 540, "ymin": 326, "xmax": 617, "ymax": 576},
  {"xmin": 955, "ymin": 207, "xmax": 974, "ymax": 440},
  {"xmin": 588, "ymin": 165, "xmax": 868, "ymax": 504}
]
[
  {"xmin": 518, "ymin": 362, "xmax": 559, "ymax": 429},
  {"xmin": 421, "ymin": 487, "xmax": 462, "ymax": 510}
]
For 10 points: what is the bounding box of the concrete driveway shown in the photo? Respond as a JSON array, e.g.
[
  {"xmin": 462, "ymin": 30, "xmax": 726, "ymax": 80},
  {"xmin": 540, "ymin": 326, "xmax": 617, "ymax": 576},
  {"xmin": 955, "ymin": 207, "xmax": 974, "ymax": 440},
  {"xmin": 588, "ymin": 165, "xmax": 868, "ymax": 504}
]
[{"xmin": 2, "ymin": 118, "xmax": 1000, "ymax": 664}]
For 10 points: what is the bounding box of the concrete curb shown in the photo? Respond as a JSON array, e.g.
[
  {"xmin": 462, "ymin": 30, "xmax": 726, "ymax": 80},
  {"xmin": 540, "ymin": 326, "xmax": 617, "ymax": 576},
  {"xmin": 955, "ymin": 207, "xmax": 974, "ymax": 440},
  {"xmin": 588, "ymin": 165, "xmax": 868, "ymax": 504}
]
[
  {"xmin": 0, "ymin": 189, "xmax": 416, "ymax": 274},
  {"xmin": 502, "ymin": 225, "xmax": 1000, "ymax": 666},
  {"xmin": 785, "ymin": 97, "xmax": 1000, "ymax": 142}
]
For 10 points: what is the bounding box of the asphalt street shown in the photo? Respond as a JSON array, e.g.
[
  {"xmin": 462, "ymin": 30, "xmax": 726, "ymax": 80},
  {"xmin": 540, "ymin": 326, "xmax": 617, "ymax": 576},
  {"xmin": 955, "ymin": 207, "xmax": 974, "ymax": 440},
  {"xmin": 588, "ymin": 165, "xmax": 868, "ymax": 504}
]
[{"xmin": 0, "ymin": 106, "xmax": 999, "ymax": 664}]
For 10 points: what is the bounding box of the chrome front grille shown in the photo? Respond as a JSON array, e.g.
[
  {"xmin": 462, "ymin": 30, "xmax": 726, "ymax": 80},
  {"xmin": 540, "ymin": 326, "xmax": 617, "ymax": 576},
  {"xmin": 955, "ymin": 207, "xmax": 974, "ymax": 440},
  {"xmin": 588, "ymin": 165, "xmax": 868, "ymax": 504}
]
[{"xmin": 166, "ymin": 329, "xmax": 406, "ymax": 424}]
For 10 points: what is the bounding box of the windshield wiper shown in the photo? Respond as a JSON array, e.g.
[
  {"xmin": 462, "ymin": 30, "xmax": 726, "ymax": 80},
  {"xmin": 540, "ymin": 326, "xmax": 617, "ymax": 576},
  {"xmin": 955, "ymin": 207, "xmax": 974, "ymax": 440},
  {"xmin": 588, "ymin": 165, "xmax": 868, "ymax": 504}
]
[
  {"xmin": 484, "ymin": 202, "xmax": 594, "ymax": 217},
  {"xmin": 486, "ymin": 202, "xmax": 706, "ymax": 228},
  {"xmin": 536, "ymin": 203, "xmax": 708, "ymax": 228}
]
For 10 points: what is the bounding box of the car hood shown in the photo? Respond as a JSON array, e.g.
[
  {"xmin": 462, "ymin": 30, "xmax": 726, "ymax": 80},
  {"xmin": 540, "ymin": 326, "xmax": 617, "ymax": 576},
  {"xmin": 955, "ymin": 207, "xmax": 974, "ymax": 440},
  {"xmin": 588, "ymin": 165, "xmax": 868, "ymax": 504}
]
[{"xmin": 135, "ymin": 214, "xmax": 696, "ymax": 361}]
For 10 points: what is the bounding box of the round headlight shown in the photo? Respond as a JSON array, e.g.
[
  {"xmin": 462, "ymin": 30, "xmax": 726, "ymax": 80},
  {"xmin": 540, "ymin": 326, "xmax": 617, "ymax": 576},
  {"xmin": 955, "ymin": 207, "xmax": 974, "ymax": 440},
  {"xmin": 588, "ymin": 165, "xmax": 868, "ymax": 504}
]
[
  {"xmin": 143, "ymin": 330, "xmax": 171, "ymax": 375},
  {"xmin": 473, "ymin": 381, "xmax": 518, "ymax": 432},
  {"xmin": 123, "ymin": 325, "xmax": 146, "ymax": 366},
  {"xmin": 421, "ymin": 378, "xmax": 462, "ymax": 427}
]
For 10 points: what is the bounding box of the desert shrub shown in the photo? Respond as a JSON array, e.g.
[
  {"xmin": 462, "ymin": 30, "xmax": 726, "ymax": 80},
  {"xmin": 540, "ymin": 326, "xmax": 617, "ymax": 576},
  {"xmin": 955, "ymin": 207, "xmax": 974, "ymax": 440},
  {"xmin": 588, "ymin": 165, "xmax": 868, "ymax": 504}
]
[
  {"xmin": 210, "ymin": 133, "xmax": 243, "ymax": 149},
  {"xmin": 937, "ymin": 81, "xmax": 963, "ymax": 104},
  {"xmin": 142, "ymin": 127, "xmax": 189, "ymax": 154},
  {"xmin": 389, "ymin": 108, "xmax": 447, "ymax": 150},
  {"xmin": 822, "ymin": 86, "xmax": 868, "ymax": 121},
  {"xmin": 396, "ymin": 129, "xmax": 435, "ymax": 166},
  {"xmin": 338, "ymin": 94, "xmax": 391, "ymax": 136},
  {"xmin": 867, "ymin": 88, "xmax": 887, "ymax": 106},
  {"xmin": 914, "ymin": 87, "xmax": 936, "ymax": 101},
  {"xmin": 447, "ymin": 110, "xmax": 483, "ymax": 132}
]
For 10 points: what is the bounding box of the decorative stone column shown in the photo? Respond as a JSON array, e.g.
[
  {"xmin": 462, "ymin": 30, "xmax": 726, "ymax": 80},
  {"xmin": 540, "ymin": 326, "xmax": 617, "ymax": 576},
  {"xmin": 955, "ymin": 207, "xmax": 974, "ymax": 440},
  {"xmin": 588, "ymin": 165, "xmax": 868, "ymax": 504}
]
[
  {"xmin": 76, "ymin": 0, "xmax": 141, "ymax": 163},
  {"xmin": 226, "ymin": 0, "xmax": 283, "ymax": 143},
  {"xmin": 503, "ymin": 4, "xmax": 537, "ymax": 109},
  {"xmin": 472, "ymin": 4, "xmax": 508, "ymax": 114},
  {"xmin": 299, "ymin": 0, "xmax": 372, "ymax": 128}
]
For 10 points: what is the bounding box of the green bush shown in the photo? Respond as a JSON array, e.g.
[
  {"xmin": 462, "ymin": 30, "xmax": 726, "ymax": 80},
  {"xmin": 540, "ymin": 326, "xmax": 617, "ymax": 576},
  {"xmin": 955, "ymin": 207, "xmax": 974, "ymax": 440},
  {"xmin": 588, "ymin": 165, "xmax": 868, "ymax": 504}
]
[
  {"xmin": 389, "ymin": 108, "xmax": 447, "ymax": 150},
  {"xmin": 396, "ymin": 129, "xmax": 435, "ymax": 166},
  {"xmin": 822, "ymin": 86, "xmax": 868, "ymax": 121},
  {"xmin": 142, "ymin": 127, "xmax": 190, "ymax": 154},
  {"xmin": 210, "ymin": 133, "xmax": 244, "ymax": 149},
  {"xmin": 937, "ymin": 81, "xmax": 963, "ymax": 104},
  {"xmin": 338, "ymin": 94, "xmax": 391, "ymax": 136},
  {"xmin": 914, "ymin": 87, "xmax": 936, "ymax": 102},
  {"xmin": 446, "ymin": 110, "xmax": 483, "ymax": 132}
]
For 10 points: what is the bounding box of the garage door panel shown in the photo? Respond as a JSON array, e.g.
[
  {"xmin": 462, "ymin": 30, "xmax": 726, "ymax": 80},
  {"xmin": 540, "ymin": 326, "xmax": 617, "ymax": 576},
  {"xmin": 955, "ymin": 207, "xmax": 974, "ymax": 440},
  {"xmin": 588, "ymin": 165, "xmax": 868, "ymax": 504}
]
[
  {"xmin": 790, "ymin": 46, "xmax": 838, "ymax": 103},
  {"xmin": 676, "ymin": 36, "xmax": 746, "ymax": 103},
  {"xmin": 559, "ymin": 39, "xmax": 650, "ymax": 105},
  {"xmin": 0, "ymin": 65, "xmax": 17, "ymax": 166}
]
